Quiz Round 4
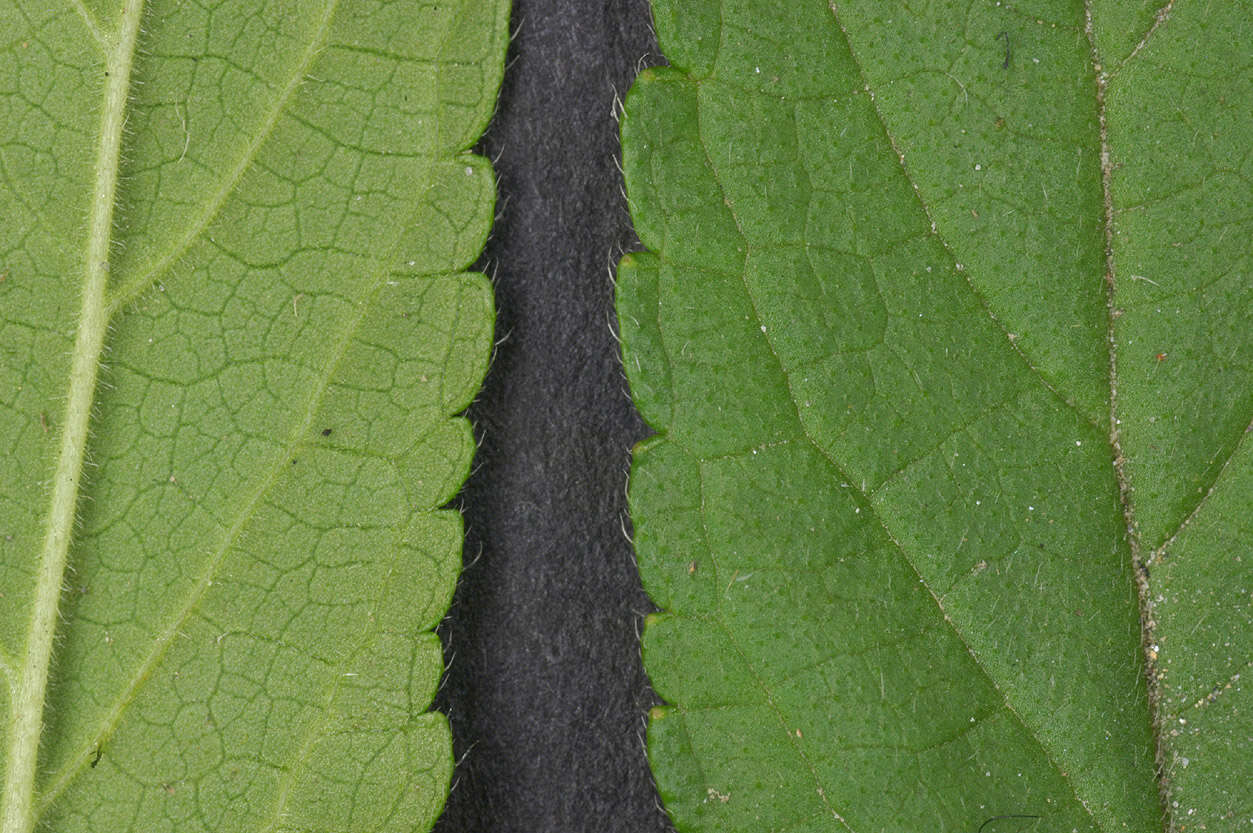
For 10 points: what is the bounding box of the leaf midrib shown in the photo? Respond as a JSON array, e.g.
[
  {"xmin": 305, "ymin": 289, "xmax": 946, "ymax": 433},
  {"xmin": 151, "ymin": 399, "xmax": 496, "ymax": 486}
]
[
  {"xmin": 1, "ymin": 6, "xmax": 145, "ymax": 833},
  {"xmin": 8, "ymin": 0, "xmax": 353, "ymax": 823},
  {"xmin": 1082, "ymin": 2, "xmax": 1174, "ymax": 827}
]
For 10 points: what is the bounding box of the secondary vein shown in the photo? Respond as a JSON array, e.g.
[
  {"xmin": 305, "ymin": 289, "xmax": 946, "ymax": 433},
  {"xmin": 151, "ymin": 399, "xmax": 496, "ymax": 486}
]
[{"xmin": 0, "ymin": 5, "xmax": 144, "ymax": 833}]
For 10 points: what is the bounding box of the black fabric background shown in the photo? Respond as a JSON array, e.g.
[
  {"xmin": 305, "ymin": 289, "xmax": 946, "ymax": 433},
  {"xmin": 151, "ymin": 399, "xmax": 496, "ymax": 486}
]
[{"xmin": 433, "ymin": 1, "xmax": 675, "ymax": 830}]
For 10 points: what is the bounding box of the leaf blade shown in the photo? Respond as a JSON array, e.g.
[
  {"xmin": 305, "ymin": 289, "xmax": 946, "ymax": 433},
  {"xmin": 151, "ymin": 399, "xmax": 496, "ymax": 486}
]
[
  {"xmin": 614, "ymin": 0, "xmax": 1253, "ymax": 828},
  {"xmin": 0, "ymin": 2, "xmax": 507, "ymax": 831},
  {"xmin": 1105, "ymin": 1, "xmax": 1253, "ymax": 823}
]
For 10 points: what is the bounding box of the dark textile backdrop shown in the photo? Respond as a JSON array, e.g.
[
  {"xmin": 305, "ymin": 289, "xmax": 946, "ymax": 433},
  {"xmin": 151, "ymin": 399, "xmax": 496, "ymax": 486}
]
[{"xmin": 433, "ymin": 1, "xmax": 674, "ymax": 831}]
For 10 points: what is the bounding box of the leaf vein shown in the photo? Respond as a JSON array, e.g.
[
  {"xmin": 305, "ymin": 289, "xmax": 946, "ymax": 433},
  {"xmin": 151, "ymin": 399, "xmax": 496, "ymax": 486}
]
[
  {"xmin": 105, "ymin": 0, "xmax": 342, "ymax": 315},
  {"xmin": 37, "ymin": 272, "xmax": 378, "ymax": 817}
]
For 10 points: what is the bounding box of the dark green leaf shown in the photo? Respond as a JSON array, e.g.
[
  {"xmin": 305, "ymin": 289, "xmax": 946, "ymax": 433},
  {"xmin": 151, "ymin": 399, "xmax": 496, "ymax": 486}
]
[{"xmin": 618, "ymin": 1, "xmax": 1250, "ymax": 830}]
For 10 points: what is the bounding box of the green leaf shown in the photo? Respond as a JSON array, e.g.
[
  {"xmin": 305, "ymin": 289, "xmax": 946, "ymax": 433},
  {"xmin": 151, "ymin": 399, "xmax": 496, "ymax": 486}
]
[
  {"xmin": 617, "ymin": 1, "xmax": 1250, "ymax": 831},
  {"xmin": 0, "ymin": 2, "xmax": 505, "ymax": 831}
]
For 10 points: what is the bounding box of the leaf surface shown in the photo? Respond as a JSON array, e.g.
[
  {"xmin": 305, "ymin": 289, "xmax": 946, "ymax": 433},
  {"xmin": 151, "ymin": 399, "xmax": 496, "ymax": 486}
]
[
  {"xmin": 0, "ymin": 2, "xmax": 506, "ymax": 831},
  {"xmin": 617, "ymin": 1, "xmax": 1250, "ymax": 830}
]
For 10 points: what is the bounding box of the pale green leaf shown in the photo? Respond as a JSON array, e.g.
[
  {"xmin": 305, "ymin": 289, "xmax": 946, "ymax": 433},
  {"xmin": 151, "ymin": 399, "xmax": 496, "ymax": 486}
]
[
  {"xmin": 0, "ymin": 2, "xmax": 506, "ymax": 831},
  {"xmin": 618, "ymin": 1, "xmax": 1250, "ymax": 831}
]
